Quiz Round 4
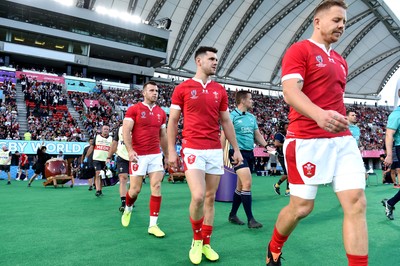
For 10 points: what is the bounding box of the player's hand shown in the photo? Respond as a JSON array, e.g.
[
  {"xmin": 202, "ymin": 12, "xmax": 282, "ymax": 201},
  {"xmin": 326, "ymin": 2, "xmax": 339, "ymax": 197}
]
[
  {"xmin": 264, "ymin": 145, "xmax": 277, "ymax": 155},
  {"xmin": 316, "ymin": 110, "xmax": 348, "ymax": 133},
  {"xmin": 128, "ymin": 150, "xmax": 139, "ymax": 163},
  {"xmin": 231, "ymin": 150, "xmax": 243, "ymax": 166},
  {"xmin": 83, "ymin": 157, "xmax": 88, "ymax": 163},
  {"xmin": 168, "ymin": 151, "xmax": 178, "ymax": 170},
  {"xmin": 384, "ymin": 154, "xmax": 392, "ymax": 167}
]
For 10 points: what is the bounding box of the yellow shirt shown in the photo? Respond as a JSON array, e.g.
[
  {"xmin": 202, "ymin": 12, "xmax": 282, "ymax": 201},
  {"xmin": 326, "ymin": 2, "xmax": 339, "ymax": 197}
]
[{"xmin": 24, "ymin": 132, "xmax": 31, "ymax": 141}]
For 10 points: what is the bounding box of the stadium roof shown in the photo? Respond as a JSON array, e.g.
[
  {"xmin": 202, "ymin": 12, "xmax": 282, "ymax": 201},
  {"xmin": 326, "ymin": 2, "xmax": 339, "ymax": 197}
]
[{"xmin": 91, "ymin": 0, "xmax": 400, "ymax": 100}]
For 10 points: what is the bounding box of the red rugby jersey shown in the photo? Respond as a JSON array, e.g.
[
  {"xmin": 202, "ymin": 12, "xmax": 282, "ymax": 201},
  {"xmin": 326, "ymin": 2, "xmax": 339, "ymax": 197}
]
[
  {"xmin": 171, "ymin": 78, "xmax": 228, "ymax": 149},
  {"xmin": 282, "ymin": 39, "xmax": 351, "ymax": 139},
  {"xmin": 124, "ymin": 102, "xmax": 166, "ymax": 155}
]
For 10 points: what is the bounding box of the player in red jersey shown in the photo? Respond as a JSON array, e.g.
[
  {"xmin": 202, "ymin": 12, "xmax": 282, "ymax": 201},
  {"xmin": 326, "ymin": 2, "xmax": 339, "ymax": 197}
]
[
  {"xmin": 167, "ymin": 46, "xmax": 243, "ymax": 264},
  {"xmin": 121, "ymin": 81, "xmax": 168, "ymax": 238},
  {"xmin": 16, "ymin": 153, "xmax": 29, "ymax": 181},
  {"xmin": 265, "ymin": 1, "xmax": 368, "ymax": 266}
]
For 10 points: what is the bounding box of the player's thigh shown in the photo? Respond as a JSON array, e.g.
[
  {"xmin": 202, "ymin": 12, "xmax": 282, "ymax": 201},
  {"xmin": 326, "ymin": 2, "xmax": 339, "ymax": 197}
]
[{"xmin": 185, "ymin": 169, "xmax": 207, "ymax": 199}]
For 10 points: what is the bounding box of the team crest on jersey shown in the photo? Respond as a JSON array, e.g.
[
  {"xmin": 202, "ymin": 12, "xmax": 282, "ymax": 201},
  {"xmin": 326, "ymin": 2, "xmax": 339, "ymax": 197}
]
[
  {"xmin": 302, "ymin": 162, "xmax": 316, "ymax": 178},
  {"xmin": 141, "ymin": 111, "xmax": 146, "ymax": 118},
  {"xmin": 213, "ymin": 91, "xmax": 219, "ymax": 102},
  {"xmin": 132, "ymin": 163, "xmax": 139, "ymax": 172},
  {"xmin": 190, "ymin": 90, "xmax": 198, "ymax": 99},
  {"xmin": 315, "ymin": 55, "xmax": 326, "ymax": 68},
  {"xmin": 187, "ymin": 154, "xmax": 196, "ymax": 164}
]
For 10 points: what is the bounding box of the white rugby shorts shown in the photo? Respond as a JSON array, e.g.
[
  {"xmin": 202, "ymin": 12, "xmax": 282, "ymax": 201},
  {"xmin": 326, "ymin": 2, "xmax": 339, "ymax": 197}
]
[
  {"xmin": 129, "ymin": 153, "xmax": 164, "ymax": 177},
  {"xmin": 181, "ymin": 148, "xmax": 224, "ymax": 175},
  {"xmin": 284, "ymin": 136, "xmax": 366, "ymax": 199}
]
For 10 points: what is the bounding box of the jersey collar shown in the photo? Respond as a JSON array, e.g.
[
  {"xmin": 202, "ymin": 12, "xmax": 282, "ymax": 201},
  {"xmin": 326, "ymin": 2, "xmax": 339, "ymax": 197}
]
[
  {"xmin": 192, "ymin": 77, "xmax": 212, "ymax": 88},
  {"xmin": 308, "ymin": 39, "xmax": 332, "ymax": 56},
  {"xmin": 141, "ymin": 101, "xmax": 156, "ymax": 111},
  {"xmin": 235, "ymin": 108, "xmax": 247, "ymax": 115}
]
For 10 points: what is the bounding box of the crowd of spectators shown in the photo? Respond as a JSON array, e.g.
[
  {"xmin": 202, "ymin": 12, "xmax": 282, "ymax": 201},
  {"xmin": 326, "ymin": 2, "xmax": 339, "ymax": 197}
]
[
  {"xmin": 100, "ymin": 82, "xmax": 389, "ymax": 150},
  {"xmin": 348, "ymin": 104, "xmax": 390, "ymax": 151},
  {"xmin": 21, "ymin": 75, "xmax": 83, "ymax": 141},
  {"xmin": 0, "ymin": 67, "xmax": 391, "ymax": 150},
  {"xmin": 0, "ymin": 79, "xmax": 20, "ymax": 140},
  {"xmin": 69, "ymin": 91, "xmax": 120, "ymax": 137}
]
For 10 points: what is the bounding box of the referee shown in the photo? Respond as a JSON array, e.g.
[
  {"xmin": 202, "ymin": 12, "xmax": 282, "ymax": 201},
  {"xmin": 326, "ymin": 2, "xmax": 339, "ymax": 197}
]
[{"xmin": 222, "ymin": 90, "xmax": 269, "ymax": 228}]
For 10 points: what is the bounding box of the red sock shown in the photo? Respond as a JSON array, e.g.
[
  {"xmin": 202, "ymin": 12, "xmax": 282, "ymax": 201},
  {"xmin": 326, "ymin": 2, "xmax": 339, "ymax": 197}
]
[
  {"xmin": 125, "ymin": 192, "xmax": 137, "ymax": 207},
  {"xmin": 190, "ymin": 216, "xmax": 204, "ymax": 241},
  {"xmin": 202, "ymin": 224, "xmax": 213, "ymax": 245},
  {"xmin": 269, "ymin": 226, "xmax": 289, "ymax": 254},
  {"xmin": 347, "ymin": 254, "xmax": 368, "ymax": 266},
  {"xmin": 149, "ymin": 195, "xmax": 161, "ymax": 216}
]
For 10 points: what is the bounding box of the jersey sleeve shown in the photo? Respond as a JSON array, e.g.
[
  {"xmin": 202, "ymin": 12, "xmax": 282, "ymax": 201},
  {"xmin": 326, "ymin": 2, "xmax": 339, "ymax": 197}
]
[
  {"xmin": 281, "ymin": 42, "xmax": 307, "ymax": 81},
  {"xmin": 124, "ymin": 104, "xmax": 137, "ymax": 123},
  {"xmin": 387, "ymin": 112, "xmax": 400, "ymax": 130},
  {"xmin": 171, "ymin": 85, "xmax": 184, "ymax": 110}
]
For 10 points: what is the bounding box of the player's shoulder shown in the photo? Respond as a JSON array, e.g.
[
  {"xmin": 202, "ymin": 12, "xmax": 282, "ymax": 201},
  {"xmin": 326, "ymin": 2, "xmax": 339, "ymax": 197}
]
[
  {"xmin": 127, "ymin": 102, "xmax": 142, "ymax": 111},
  {"xmin": 284, "ymin": 40, "xmax": 310, "ymax": 60},
  {"xmin": 175, "ymin": 79, "xmax": 194, "ymax": 89},
  {"xmin": 247, "ymin": 112, "xmax": 256, "ymax": 118},
  {"xmin": 210, "ymin": 80, "xmax": 224, "ymax": 88},
  {"xmin": 331, "ymin": 49, "xmax": 345, "ymax": 62},
  {"xmin": 289, "ymin": 39, "xmax": 310, "ymax": 50}
]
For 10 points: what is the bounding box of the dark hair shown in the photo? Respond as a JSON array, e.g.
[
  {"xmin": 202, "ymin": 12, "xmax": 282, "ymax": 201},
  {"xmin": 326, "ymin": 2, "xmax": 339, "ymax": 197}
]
[
  {"xmin": 314, "ymin": 0, "xmax": 347, "ymax": 17},
  {"xmin": 41, "ymin": 146, "xmax": 47, "ymax": 151},
  {"xmin": 194, "ymin": 46, "xmax": 218, "ymax": 60},
  {"xmin": 346, "ymin": 110, "xmax": 355, "ymax": 116},
  {"xmin": 235, "ymin": 90, "xmax": 251, "ymax": 106},
  {"xmin": 380, "ymin": 154, "xmax": 386, "ymax": 159},
  {"xmin": 143, "ymin": 81, "xmax": 157, "ymax": 90}
]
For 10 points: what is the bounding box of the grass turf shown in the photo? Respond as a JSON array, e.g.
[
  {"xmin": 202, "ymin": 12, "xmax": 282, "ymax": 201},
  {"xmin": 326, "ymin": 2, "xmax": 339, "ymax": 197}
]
[{"xmin": 1, "ymin": 171, "xmax": 399, "ymax": 265}]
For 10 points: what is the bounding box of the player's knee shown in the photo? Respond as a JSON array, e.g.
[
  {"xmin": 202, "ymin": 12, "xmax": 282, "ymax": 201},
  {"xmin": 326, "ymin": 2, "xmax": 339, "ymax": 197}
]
[
  {"xmin": 119, "ymin": 175, "xmax": 128, "ymax": 183},
  {"xmin": 347, "ymin": 193, "xmax": 367, "ymax": 215},
  {"xmin": 151, "ymin": 182, "xmax": 161, "ymax": 193},
  {"xmin": 296, "ymin": 206, "xmax": 313, "ymax": 219},
  {"xmin": 290, "ymin": 203, "xmax": 314, "ymax": 220},
  {"xmin": 129, "ymin": 186, "xmax": 141, "ymax": 196},
  {"xmin": 191, "ymin": 192, "xmax": 205, "ymax": 206}
]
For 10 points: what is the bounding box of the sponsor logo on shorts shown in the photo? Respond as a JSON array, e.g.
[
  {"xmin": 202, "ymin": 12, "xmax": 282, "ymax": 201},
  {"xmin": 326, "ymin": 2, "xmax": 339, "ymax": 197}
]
[
  {"xmin": 187, "ymin": 154, "xmax": 196, "ymax": 164},
  {"xmin": 302, "ymin": 162, "xmax": 316, "ymax": 178}
]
